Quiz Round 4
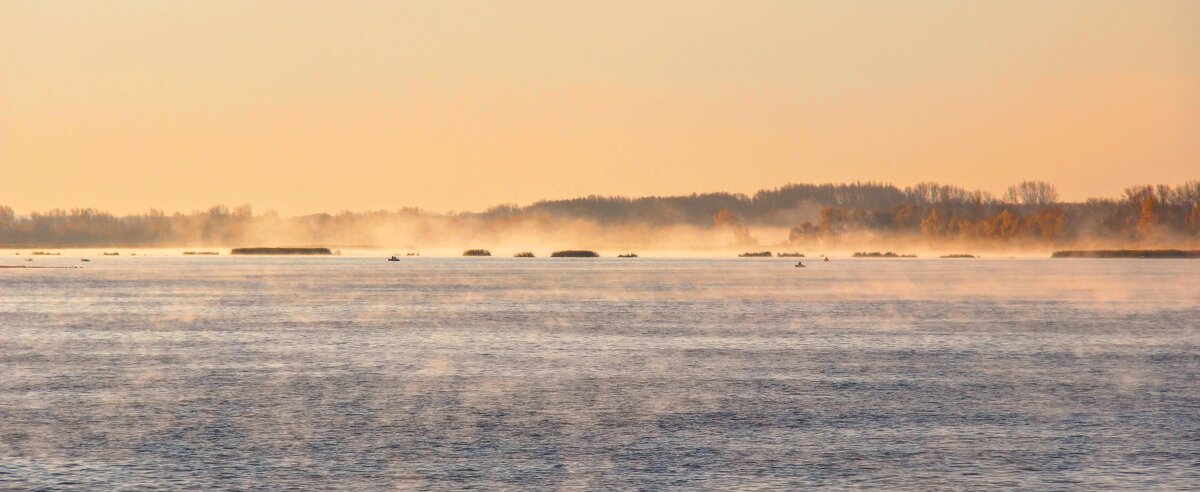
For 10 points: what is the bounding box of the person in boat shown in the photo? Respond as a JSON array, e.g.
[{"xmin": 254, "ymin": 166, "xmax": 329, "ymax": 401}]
[
  {"xmin": 795, "ymin": 261, "xmax": 805, "ymax": 268},
  {"xmin": 824, "ymin": 256, "xmax": 830, "ymax": 262},
  {"xmin": 387, "ymin": 255, "xmax": 400, "ymax": 261}
]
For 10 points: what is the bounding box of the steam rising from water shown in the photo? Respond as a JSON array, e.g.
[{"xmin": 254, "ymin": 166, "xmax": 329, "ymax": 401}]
[{"xmin": 0, "ymin": 257, "xmax": 1197, "ymax": 488}]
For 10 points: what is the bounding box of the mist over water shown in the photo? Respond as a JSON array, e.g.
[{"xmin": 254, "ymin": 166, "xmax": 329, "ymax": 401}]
[{"xmin": 1, "ymin": 256, "xmax": 1198, "ymax": 489}]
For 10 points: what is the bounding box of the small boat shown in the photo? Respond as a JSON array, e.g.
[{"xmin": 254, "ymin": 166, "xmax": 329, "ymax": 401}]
[
  {"xmin": 387, "ymin": 256, "xmax": 401, "ymax": 261},
  {"xmin": 823, "ymin": 257, "xmax": 830, "ymax": 262},
  {"xmin": 795, "ymin": 261, "xmax": 805, "ymax": 268}
]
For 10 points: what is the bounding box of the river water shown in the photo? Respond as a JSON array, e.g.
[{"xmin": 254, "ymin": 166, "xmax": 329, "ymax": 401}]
[{"xmin": 1, "ymin": 256, "xmax": 1197, "ymax": 489}]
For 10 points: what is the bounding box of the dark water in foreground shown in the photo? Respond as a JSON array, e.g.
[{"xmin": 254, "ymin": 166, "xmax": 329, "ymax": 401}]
[{"xmin": 1, "ymin": 257, "xmax": 1198, "ymax": 489}]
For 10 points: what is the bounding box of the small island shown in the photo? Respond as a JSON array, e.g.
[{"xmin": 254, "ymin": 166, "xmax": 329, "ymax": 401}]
[
  {"xmin": 231, "ymin": 247, "xmax": 333, "ymax": 255},
  {"xmin": 940, "ymin": 254, "xmax": 977, "ymax": 258},
  {"xmin": 183, "ymin": 251, "xmax": 219, "ymax": 255},
  {"xmin": 738, "ymin": 251, "xmax": 772, "ymax": 257},
  {"xmin": 513, "ymin": 252, "xmax": 535, "ymax": 257},
  {"xmin": 1052, "ymin": 250, "xmax": 1200, "ymax": 259},
  {"xmin": 617, "ymin": 253, "xmax": 638, "ymax": 258},
  {"xmin": 776, "ymin": 252, "xmax": 804, "ymax": 257},
  {"xmin": 853, "ymin": 251, "xmax": 917, "ymax": 258},
  {"xmin": 551, "ymin": 250, "xmax": 599, "ymax": 257},
  {"xmin": 463, "ymin": 249, "xmax": 492, "ymax": 256}
]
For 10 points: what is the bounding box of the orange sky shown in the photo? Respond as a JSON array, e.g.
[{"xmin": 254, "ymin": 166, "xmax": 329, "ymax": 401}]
[{"xmin": 2, "ymin": 1, "xmax": 1197, "ymax": 215}]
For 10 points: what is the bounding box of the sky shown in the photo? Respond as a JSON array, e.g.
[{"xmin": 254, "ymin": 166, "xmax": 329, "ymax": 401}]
[{"xmin": 2, "ymin": 0, "xmax": 1197, "ymax": 215}]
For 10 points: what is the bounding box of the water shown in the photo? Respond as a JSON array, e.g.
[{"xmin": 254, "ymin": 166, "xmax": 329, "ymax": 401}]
[{"xmin": 1, "ymin": 256, "xmax": 1198, "ymax": 489}]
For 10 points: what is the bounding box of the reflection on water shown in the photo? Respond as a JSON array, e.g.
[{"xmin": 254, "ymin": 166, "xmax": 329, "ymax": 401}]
[{"xmin": 1, "ymin": 257, "xmax": 1198, "ymax": 489}]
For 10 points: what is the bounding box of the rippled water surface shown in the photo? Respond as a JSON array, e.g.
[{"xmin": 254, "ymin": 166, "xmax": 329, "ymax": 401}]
[{"xmin": 1, "ymin": 256, "xmax": 1198, "ymax": 489}]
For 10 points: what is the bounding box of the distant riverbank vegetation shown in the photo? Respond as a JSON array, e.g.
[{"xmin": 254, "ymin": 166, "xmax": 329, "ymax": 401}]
[
  {"xmin": 231, "ymin": 247, "xmax": 332, "ymax": 255},
  {"xmin": 1051, "ymin": 250, "xmax": 1200, "ymax": 259},
  {"xmin": 513, "ymin": 252, "xmax": 535, "ymax": 257},
  {"xmin": 1, "ymin": 181, "xmax": 1197, "ymax": 250},
  {"xmin": 550, "ymin": 250, "xmax": 599, "ymax": 257},
  {"xmin": 853, "ymin": 252, "xmax": 917, "ymax": 258},
  {"xmin": 738, "ymin": 251, "xmax": 773, "ymax": 257},
  {"xmin": 463, "ymin": 249, "xmax": 491, "ymax": 256}
]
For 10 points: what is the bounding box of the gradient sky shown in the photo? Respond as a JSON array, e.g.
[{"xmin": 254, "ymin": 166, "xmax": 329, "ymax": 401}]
[{"xmin": 2, "ymin": 1, "xmax": 1197, "ymax": 215}]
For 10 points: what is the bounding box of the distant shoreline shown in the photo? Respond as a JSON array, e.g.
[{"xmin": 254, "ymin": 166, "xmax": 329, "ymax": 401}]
[
  {"xmin": 1052, "ymin": 250, "xmax": 1200, "ymax": 259},
  {"xmin": 230, "ymin": 247, "xmax": 333, "ymax": 255}
]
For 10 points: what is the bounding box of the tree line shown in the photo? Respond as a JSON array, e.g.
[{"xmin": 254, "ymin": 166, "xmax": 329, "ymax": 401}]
[
  {"xmin": 1, "ymin": 181, "xmax": 1197, "ymax": 247},
  {"xmin": 786, "ymin": 182, "xmax": 1200, "ymax": 244}
]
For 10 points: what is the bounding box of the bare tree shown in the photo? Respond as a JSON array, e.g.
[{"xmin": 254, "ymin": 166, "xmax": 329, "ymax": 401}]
[{"xmin": 1006, "ymin": 181, "xmax": 1059, "ymax": 206}]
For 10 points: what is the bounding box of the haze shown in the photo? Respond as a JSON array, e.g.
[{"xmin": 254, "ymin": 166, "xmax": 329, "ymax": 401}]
[{"xmin": 2, "ymin": 1, "xmax": 1198, "ymax": 215}]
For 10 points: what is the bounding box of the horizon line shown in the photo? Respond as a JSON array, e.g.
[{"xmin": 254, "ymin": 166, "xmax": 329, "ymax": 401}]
[{"xmin": 6, "ymin": 179, "xmax": 1198, "ymax": 218}]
